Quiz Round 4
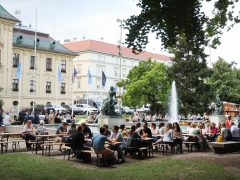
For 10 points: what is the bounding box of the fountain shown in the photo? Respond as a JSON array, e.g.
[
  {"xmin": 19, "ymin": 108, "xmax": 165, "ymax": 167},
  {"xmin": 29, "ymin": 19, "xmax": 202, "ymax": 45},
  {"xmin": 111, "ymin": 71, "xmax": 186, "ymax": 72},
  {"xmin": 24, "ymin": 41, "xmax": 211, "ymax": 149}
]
[{"xmin": 169, "ymin": 81, "xmax": 178, "ymax": 123}]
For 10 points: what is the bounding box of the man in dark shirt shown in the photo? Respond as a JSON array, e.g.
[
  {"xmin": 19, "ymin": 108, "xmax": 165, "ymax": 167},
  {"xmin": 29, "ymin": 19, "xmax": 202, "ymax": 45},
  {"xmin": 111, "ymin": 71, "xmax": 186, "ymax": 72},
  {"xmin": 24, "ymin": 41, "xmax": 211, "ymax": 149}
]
[
  {"xmin": 70, "ymin": 125, "xmax": 85, "ymax": 151},
  {"xmin": 140, "ymin": 122, "xmax": 152, "ymax": 138},
  {"xmin": 56, "ymin": 122, "xmax": 68, "ymax": 135},
  {"xmin": 82, "ymin": 123, "xmax": 93, "ymax": 138}
]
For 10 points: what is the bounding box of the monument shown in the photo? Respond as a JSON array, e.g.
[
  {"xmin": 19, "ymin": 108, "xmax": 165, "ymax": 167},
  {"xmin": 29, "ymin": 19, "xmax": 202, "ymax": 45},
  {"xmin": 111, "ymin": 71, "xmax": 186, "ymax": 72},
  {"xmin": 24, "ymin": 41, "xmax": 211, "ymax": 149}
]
[
  {"xmin": 97, "ymin": 86, "xmax": 125, "ymax": 128},
  {"xmin": 209, "ymin": 95, "xmax": 225, "ymax": 126}
]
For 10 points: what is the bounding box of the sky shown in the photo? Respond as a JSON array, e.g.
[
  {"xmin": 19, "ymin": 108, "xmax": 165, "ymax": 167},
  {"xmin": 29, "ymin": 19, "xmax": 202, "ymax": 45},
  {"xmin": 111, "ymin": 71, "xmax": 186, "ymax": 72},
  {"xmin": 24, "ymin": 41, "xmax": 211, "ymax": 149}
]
[{"xmin": 1, "ymin": 0, "xmax": 240, "ymax": 66}]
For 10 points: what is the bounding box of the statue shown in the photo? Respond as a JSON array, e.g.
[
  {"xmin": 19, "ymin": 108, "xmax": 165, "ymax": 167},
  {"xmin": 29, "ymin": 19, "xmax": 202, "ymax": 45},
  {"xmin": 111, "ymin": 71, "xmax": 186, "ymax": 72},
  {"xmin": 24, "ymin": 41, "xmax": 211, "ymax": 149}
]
[
  {"xmin": 215, "ymin": 95, "xmax": 223, "ymax": 115},
  {"xmin": 101, "ymin": 86, "xmax": 120, "ymax": 116}
]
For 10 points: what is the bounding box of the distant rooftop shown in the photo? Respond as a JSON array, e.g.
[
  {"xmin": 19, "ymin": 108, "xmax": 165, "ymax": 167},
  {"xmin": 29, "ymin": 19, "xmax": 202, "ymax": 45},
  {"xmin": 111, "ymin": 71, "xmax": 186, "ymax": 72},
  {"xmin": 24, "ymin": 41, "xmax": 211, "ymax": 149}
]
[
  {"xmin": 13, "ymin": 25, "xmax": 77, "ymax": 56},
  {"xmin": 63, "ymin": 40, "xmax": 171, "ymax": 62},
  {"xmin": 0, "ymin": 4, "xmax": 19, "ymax": 22}
]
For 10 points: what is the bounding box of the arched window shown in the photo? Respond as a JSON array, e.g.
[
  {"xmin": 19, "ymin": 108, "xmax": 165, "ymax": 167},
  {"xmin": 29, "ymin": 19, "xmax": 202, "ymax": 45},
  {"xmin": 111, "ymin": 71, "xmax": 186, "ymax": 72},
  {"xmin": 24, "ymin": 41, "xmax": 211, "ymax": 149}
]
[{"xmin": 13, "ymin": 101, "xmax": 18, "ymax": 106}]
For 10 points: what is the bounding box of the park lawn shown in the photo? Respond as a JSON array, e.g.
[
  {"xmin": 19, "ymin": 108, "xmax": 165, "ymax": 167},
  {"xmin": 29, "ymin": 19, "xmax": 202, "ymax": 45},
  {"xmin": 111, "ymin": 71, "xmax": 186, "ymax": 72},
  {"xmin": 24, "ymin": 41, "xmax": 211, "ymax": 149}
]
[{"xmin": 0, "ymin": 153, "xmax": 239, "ymax": 180}]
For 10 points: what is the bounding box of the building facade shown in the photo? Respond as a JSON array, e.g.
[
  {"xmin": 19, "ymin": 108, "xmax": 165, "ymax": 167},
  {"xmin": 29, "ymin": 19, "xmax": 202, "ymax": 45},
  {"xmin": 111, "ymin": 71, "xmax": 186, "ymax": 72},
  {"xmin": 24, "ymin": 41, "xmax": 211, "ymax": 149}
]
[
  {"xmin": 0, "ymin": 5, "xmax": 77, "ymax": 113},
  {"xmin": 63, "ymin": 40, "xmax": 171, "ymax": 105}
]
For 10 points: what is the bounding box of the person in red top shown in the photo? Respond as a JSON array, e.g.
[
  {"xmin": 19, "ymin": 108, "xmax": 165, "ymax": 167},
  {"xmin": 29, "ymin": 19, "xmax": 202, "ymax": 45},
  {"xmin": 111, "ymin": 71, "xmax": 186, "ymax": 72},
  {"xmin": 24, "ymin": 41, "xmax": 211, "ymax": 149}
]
[
  {"xmin": 209, "ymin": 122, "xmax": 218, "ymax": 141},
  {"xmin": 225, "ymin": 115, "xmax": 231, "ymax": 128}
]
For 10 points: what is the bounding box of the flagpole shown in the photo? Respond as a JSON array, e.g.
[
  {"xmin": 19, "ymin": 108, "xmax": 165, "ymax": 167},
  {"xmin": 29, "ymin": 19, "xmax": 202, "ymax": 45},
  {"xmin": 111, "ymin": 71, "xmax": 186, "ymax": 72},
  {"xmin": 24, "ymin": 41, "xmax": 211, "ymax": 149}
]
[
  {"xmin": 56, "ymin": 64, "xmax": 58, "ymax": 105},
  {"xmin": 18, "ymin": 69, "xmax": 21, "ymax": 114},
  {"xmin": 33, "ymin": 8, "xmax": 37, "ymax": 113},
  {"xmin": 71, "ymin": 66, "xmax": 74, "ymax": 116}
]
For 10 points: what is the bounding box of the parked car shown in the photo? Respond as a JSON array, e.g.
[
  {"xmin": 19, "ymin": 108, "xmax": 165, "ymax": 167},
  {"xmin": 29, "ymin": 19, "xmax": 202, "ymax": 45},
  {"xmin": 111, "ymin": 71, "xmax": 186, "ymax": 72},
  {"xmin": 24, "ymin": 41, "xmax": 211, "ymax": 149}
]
[
  {"xmin": 27, "ymin": 104, "xmax": 46, "ymax": 115},
  {"xmin": 70, "ymin": 104, "xmax": 85, "ymax": 115},
  {"xmin": 44, "ymin": 104, "xmax": 56, "ymax": 114},
  {"xmin": 123, "ymin": 106, "xmax": 134, "ymax": 115},
  {"xmin": 74, "ymin": 104, "xmax": 99, "ymax": 114},
  {"xmin": 61, "ymin": 104, "xmax": 72, "ymax": 114},
  {"xmin": 136, "ymin": 104, "xmax": 150, "ymax": 112},
  {"xmin": 51, "ymin": 104, "xmax": 67, "ymax": 114}
]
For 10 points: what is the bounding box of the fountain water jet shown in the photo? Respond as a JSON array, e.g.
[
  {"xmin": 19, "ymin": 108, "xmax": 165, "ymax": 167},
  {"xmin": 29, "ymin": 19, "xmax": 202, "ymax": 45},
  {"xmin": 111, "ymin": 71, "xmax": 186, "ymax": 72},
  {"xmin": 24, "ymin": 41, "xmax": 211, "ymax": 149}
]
[{"xmin": 169, "ymin": 81, "xmax": 178, "ymax": 123}]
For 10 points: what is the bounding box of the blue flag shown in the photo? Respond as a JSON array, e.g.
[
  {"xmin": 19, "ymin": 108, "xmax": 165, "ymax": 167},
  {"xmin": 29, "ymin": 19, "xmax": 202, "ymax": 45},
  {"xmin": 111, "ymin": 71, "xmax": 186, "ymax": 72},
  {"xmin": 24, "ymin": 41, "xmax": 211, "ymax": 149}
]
[
  {"xmin": 102, "ymin": 70, "xmax": 106, "ymax": 86},
  {"xmin": 57, "ymin": 65, "xmax": 62, "ymax": 82},
  {"xmin": 88, "ymin": 68, "xmax": 92, "ymax": 85},
  {"xmin": 72, "ymin": 66, "xmax": 78, "ymax": 83},
  {"xmin": 16, "ymin": 63, "xmax": 22, "ymax": 80}
]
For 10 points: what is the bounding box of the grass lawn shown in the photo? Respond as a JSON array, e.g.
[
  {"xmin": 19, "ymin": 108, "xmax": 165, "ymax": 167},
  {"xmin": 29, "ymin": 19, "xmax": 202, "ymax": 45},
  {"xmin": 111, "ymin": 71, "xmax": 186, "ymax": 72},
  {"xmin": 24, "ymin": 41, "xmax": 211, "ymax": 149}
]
[{"xmin": 0, "ymin": 153, "xmax": 239, "ymax": 180}]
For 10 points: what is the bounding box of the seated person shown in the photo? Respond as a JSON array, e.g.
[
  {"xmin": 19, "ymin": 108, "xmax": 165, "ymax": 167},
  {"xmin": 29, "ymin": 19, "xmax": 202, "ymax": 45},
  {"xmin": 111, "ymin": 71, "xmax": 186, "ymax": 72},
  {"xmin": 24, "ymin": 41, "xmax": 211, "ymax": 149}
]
[
  {"xmin": 55, "ymin": 122, "xmax": 68, "ymax": 142},
  {"xmin": 140, "ymin": 122, "xmax": 152, "ymax": 138},
  {"xmin": 36, "ymin": 120, "xmax": 48, "ymax": 135},
  {"xmin": 158, "ymin": 123, "xmax": 165, "ymax": 135},
  {"xmin": 119, "ymin": 124, "xmax": 128, "ymax": 138},
  {"xmin": 70, "ymin": 125, "xmax": 91, "ymax": 161},
  {"xmin": 126, "ymin": 125, "xmax": 142, "ymax": 154},
  {"xmin": 103, "ymin": 124, "xmax": 111, "ymax": 138},
  {"xmin": 173, "ymin": 122, "xmax": 182, "ymax": 153},
  {"xmin": 109, "ymin": 125, "xmax": 126, "ymax": 163},
  {"xmin": 82, "ymin": 122, "xmax": 93, "ymax": 138},
  {"xmin": 150, "ymin": 123, "xmax": 159, "ymax": 135},
  {"xmin": 67, "ymin": 123, "xmax": 77, "ymax": 136},
  {"xmin": 220, "ymin": 122, "xmax": 232, "ymax": 141},
  {"xmin": 162, "ymin": 123, "xmax": 174, "ymax": 145},
  {"xmin": 92, "ymin": 127, "xmax": 114, "ymax": 159},
  {"xmin": 21, "ymin": 120, "xmax": 36, "ymax": 149},
  {"xmin": 231, "ymin": 122, "xmax": 240, "ymax": 141}
]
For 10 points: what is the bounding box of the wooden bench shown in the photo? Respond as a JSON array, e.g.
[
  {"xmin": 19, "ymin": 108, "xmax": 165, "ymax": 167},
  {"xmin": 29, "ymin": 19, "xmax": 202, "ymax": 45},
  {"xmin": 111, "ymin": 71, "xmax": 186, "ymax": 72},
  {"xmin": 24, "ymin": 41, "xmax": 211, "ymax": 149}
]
[
  {"xmin": 12, "ymin": 139, "xmax": 26, "ymax": 151},
  {"xmin": 210, "ymin": 141, "xmax": 240, "ymax": 154},
  {"xmin": 41, "ymin": 142, "xmax": 69, "ymax": 156},
  {"xmin": 183, "ymin": 142, "xmax": 197, "ymax": 152}
]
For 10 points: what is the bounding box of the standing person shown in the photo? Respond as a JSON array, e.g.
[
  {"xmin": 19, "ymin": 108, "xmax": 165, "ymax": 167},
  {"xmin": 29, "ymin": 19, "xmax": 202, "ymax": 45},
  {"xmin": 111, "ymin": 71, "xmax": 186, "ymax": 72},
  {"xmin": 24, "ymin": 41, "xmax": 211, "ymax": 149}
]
[
  {"xmin": 48, "ymin": 110, "xmax": 55, "ymax": 124},
  {"xmin": 0, "ymin": 109, "xmax": 3, "ymax": 126},
  {"xmin": 225, "ymin": 115, "xmax": 231, "ymax": 128},
  {"xmin": 21, "ymin": 120, "xmax": 36, "ymax": 149}
]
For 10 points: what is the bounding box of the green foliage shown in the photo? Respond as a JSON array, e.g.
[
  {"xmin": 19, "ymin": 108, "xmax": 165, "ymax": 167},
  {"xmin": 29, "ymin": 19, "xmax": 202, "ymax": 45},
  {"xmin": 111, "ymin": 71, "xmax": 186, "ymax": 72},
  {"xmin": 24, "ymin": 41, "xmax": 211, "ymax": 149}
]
[
  {"xmin": 118, "ymin": 60, "xmax": 170, "ymax": 113},
  {"xmin": 168, "ymin": 36, "xmax": 213, "ymax": 115},
  {"xmin": 208, "ymin": 57, "xmax": 240, "ymax": 103},
  {"xmin": 124, "ymin": 0, "xmax": 240, "ymax": 52}
]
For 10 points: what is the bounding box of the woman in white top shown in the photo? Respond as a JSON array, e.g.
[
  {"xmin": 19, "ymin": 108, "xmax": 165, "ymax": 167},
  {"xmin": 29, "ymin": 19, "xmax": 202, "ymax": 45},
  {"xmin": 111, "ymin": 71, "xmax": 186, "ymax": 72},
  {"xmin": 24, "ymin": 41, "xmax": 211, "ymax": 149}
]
[
  {"xmin": 3, "ymin": 112, "xmax": 11, "ymax": 126},
  {"xmin": 22, "ymin": 120, "xmax": 36, "ymax": 149},
  {"xmin": 162, "ymin": 123, "xmax": 173, "ymax": 144}
]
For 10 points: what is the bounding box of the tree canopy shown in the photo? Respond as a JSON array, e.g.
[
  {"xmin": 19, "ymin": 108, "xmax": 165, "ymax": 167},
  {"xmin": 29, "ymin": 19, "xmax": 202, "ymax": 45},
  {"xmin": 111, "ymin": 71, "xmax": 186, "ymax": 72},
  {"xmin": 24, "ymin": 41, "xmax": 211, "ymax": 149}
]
[
  {"xmin": 208, "ymin": 57, "xmax": 240, "ymax": 103},
  {"xmin": 168, "ymin": 36, "xmax": 213, "ymax": 115},
  {"xmin": 124, "ymin": 0, "xmax": 240, "ymax": 52},
  {"xmin": 117, "ymin": 60, "xmax": 170, "ymax": 113}
]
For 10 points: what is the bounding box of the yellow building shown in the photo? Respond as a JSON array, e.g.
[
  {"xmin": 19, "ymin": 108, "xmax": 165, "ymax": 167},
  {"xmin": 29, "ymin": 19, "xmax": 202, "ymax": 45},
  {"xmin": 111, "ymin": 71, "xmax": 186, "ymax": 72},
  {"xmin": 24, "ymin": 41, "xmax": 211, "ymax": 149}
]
[{"xmin": 0, "ymin": 5, "xmax": 77, "ymax": 113}]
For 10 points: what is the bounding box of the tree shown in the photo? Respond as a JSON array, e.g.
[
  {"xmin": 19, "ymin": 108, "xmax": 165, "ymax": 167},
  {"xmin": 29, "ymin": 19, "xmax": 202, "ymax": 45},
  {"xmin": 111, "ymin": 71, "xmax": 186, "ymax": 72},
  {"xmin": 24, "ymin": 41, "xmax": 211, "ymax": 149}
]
[
  {"xmin": 118, "ymin": 60, "xmax": 170, "ymax": 113},
  {"xmin": 124, "ymin": 0, "xmax": 240, "ymax": 53},
  {"xmin": 208, "ymin": 57, "xmax": 240, "ymax": 103},
  {"xmin": 168, "ymin": 36, "xmax": 213, "ymax": 115}
]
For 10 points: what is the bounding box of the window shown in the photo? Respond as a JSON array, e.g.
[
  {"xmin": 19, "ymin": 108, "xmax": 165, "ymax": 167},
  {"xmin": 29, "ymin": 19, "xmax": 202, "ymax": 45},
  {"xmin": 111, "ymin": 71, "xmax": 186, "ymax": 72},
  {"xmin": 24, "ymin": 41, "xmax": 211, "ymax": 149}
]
[
  {"xmin": 78, "ymin": 65, "xmax": 81, "ymax": 75},
  {"xmin": 30, "ymin": 56, "xmax": 35, "ymax": 69},
  {"xmin": 46, "ymin": 58, "xmax": 52, "ymax": 71},
  {"xmin": 13, "ymin": 53, "xmax": 19, "ymax": 67},
  {"xmin": 96, "ymin": 78, "xmax": 100, "ymax": 89},
  {"xmin": 12, "ymin": 79, "xmax": 19, "ymax": 91},
  {"xmin": 114, "ymin": 67, "xmax": 119, "ymax": 77},
  {"xmin": 122, "ymin": 68, "xmax": 127, "ymax": 78},
  {"xmin": 30, "ymin": 80, "xmax": 36, "ymax": 92},
  {"xmin": 61, "ymin": 83, "xmax": 66, "ymax": 94},
  {"xmin": 0, "ymin": 50, "xmax": 1, "ymax": 65},
  {"xmin": 77, "ymin": 81, "xmax": 81, "ymax": 89},
  {"xmin": 61, "ymin": 60, "xmax": 66, "ymax": 72},
  {"xmin": 46, "ymin": 81, "xmax": 51, "ymax": 93},
  {"xmin": 122, "ymin": 59, "xmax": 126, "ymax": 65}
]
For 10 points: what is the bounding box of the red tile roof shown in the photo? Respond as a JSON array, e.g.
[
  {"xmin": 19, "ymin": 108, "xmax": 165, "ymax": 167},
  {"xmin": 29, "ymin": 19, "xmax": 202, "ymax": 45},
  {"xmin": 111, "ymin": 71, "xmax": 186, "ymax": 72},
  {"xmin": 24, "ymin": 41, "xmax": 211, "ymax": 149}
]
[{"xmin": 63, "ymin": 40, "xmax": 171, "ymax": 61}]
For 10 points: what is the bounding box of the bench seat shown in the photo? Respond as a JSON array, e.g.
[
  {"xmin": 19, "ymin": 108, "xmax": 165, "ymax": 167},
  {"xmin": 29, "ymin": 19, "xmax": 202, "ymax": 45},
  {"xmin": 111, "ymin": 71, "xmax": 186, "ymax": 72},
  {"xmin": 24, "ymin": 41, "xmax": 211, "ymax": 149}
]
[{"xmin": 210, "ymin": 141, "xmax": 240, "ymax": 154}]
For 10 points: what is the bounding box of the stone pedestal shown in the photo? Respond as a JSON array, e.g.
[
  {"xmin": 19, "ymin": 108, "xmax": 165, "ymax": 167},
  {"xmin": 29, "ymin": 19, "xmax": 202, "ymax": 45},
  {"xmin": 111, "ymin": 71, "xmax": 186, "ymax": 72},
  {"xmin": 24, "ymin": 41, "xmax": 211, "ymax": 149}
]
[
  {"xmin": 97, "ymin": 115, "xmax": 126, "ymax": 129},
  {"xmin": 209, "ymin": 115, "xmax": 225, "ymax": 126}
]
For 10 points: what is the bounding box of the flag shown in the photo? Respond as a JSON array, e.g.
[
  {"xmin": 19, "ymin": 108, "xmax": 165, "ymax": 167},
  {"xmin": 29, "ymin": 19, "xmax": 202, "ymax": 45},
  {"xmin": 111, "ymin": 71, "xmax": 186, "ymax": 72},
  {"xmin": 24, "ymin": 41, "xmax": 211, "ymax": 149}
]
[
  {"xmin": 16, "ymin": 63, "xmax": 22, "ymax": 80},
  {"xmin": 88, "ymin": 68, "xmax": 92, "ymax": 85},
  {"xmin": 57, "ymin": 65, "xmax": 62, "ymax": 82},
  {"xmin": 102, "ymin": 70, "xmax": 106, "ymax": 86},
  {"xmin": 72, "ymin": 66, "xmax": 78, "ymax": 83}
]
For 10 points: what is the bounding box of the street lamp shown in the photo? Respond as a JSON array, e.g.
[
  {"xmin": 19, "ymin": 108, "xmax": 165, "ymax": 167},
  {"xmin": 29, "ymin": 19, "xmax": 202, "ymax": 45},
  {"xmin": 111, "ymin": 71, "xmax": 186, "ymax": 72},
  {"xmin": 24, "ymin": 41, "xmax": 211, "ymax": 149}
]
[{"xmin": 116, "ymin": 18, "xmax": 124, "ymax": 111}]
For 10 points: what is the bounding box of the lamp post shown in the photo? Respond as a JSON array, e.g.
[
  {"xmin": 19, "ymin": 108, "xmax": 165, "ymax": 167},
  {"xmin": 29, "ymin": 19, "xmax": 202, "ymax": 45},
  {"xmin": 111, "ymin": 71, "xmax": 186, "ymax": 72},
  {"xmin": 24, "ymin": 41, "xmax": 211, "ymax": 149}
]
[{"xmin": 116, "ymin": 18, "xmax": 124, "ymax": 112}]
